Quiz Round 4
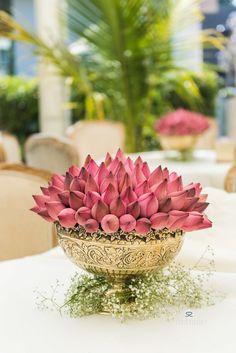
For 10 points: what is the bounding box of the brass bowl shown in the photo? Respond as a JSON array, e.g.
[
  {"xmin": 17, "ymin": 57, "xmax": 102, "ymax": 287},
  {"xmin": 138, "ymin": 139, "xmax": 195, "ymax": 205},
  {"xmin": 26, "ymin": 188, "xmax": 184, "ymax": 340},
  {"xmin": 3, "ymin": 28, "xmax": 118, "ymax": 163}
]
[
  {"xmin": 57, "ymin": 224, "xmax": 184, "ymax": 285},
  {"xmin": 159, "ymin": 134, "xmax": 199, "ymax": 151}
]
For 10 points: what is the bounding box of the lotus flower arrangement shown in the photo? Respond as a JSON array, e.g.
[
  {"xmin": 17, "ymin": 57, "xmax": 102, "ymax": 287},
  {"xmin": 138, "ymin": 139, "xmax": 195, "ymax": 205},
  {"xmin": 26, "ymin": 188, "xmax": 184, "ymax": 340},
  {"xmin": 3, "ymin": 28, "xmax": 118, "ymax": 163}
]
[
  {"xmin": 32, "ymin": 149, "xmax": 211, "ymax": 234},
  {"xmin": 154, "ymin": 109, "xmax": 210, "ymax": 160}
]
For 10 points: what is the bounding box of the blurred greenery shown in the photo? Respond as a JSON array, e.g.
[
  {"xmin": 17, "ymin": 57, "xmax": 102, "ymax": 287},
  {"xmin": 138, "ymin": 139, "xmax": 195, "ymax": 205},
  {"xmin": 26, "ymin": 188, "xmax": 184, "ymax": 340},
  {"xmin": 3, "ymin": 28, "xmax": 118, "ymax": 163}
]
[
  {"xmin": 0, "ymin": 0, "xmax": 224, "ymax": 152},
  {"xmin": 0, "ymin": 76, "xmax": 39, "ymax": 144}
]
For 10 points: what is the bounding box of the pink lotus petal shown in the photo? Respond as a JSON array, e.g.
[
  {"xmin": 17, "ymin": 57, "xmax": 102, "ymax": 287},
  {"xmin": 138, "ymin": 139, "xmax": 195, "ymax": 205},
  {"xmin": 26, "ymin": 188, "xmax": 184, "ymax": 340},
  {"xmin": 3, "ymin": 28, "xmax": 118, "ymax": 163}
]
[
  {"xmin": 167, "ymin": 210, "xmax": 189, "ymax": 230},
  {"xmin": 182, "ymin": 197, "xmax": 199, "ymax": 211},
  {"xmin": 64, "ymin": 172, "xmax": 73, "ymax": 190},
  {"xmin": 115, "ymin": 161, "xmax": 126, "ymax": 179},
  {"xmin": 193, "ymin": 202, "xmax": 209, "ymax": 213},
  {"xmin": 108, "ymin": 157, "xmax": 120, "ymax": 174},
  {"xmin": 84, "ymin": 191, "xmax": 101, "ymax": 208},
  {"xmin": 58, "ymin": 190, "xmax": 70, "ymax": 206},
  {"xmin": 84, "ymin": 218, "xmax": 99, "ymax": 233},
  {"xmin": 182, "ymin": 212, "xmax": 203, "ymax": 231},
  {"xmin": 159, "ymin": 198, "xmax": 172, "ymax": 212},
  {"xmin": 69, "ymin": 191, "xmax": 84, "ymax": 210},
  {"xmin": 119, "ymin": 172, "xmax": 132, "ymax": 193},
  {"xmin": 148, "ymin": 166, "xmax": 163, "ymax": 187},
  {"xmin": 139, "ymin": 193, "xmax": 158, "ymax": 217},
  {"xmin": 32, "ymin": 195, "xmax": 50, "ymax": 208},
  {"xmin": 134, "ymin": 163, "xmax": 146, "ymax": 185},
  {"xmin": 121, "ymin": 186, "xmax": 137, "ymax": 204},
  {"xmin": 91, "ymin": 200, "xmax": 109, "ymax": 222},
  {"xmin": 48, "ymin": 185, "xmax": 62, "ymax": 201},
  {"xmin": 86, "ymin": 159, "xmax": 99, "ymax": 177},
  {"xmin": 199, "ymin": 194, "xmax": 208, "ymax": 202},
  {"xmin": 96, "ymin": 162, "xmax": 109, "ymax": 185},
  {"xmin": 142, "ymin": 162, "xmax": 151, "ymax": 178},
  {"xmin": 135, "ymin": 218, "xmax": 151, "ymax": 235},
  {"xmin": 152, "ymin": 179, "xmax": 167, "ymax": 199},
  {"xmin": 58, "ymin": 208, "xmax": 76, "ymax": 228},
  {"xmin": 170, "ymin": 191, "xmax": 187, "ymax": 210},
  {"xmin": 68, "ymin": 165, "xmax": 80, "ymax": 177},
  {"xmin": 45, "ymin": 201, "xmax": 65, "ymax": 220},
  {"xmin": 126, "ymin": 157, "xmax": 135, "ymax": 173},
  {"xmin": 51, "ymin": 174, "xmax": 65, "ymax": 189},
  {"xmin": 120, "ymin": 214, "xmax": 136, "ymax": 232},
  {"xmin": 75, "ymin": 207, "xmax": 91, "ymax": 225},
  {"xmin": 101, "ymin": 214, "xmax": 119, "ymax": 233},
  {"xmin": 83, "ymin": 154, "xmax": 92, "ymax": 167},
  {"xmin": 38, "ymin": 208, "xmax": 54, "ymax": 222},
  {"xmin": 110, "ymin": 197, "xmax": 126, "ymax": 217},
  {"xmin": 167, "ymin": 176, "xmax": 182, "ymax": 194},
  {"xmin": 100, "ymin": 171, "xmax": 117, "ymax": 193},
  {"xmin": 30, "ymin": 205, "xmax": 41, "ymax": 213},
  {"xmin": 115, "ymin": 148, "xmax": 125, "ymax": 161},
  {"xmin": 70, "ymin": 177, "xmax": 85, "ymax": 193},
  {"xmin": 40, "ymin": 186, "xmax": 50, "ymax": 196},
  {"xmin": 195, "ymin": 216, "xmax": 212, "ymax": 230},
  {"xmin": 134, "ymin": 156, "xmax": 143, "ymax": 166},
  {"xmin": 163, "ymin": 167, "xmax": 169, "ymax": 179},
  {"xmin": 150, "ymin": 213, "xmax": 168, "ymax": 230},
  {"xmin": 85, "ymin": 174, "xmax": 99, "ymax": 193},
  {"xmin": 102, "ymin": 183, "xmax": 118, "ymax": 204},
  {"xmin": 79, "ymin": 167, "xmax": 89, "ymax": 181},
  {"xmin": 127, "ymin": 201, "xmax": 140, "ymax": 219},
  {"xmin": 104, "ymin": 152, "xmax": 112, "ymax": 167}
]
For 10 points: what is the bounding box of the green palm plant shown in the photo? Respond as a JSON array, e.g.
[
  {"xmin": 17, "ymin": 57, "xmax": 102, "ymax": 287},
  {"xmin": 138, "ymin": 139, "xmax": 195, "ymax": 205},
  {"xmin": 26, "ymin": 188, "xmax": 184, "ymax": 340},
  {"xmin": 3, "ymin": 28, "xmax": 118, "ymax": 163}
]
[{"xmin": 0, "ymin": 0, "xmax": 224, "ymax": 152}]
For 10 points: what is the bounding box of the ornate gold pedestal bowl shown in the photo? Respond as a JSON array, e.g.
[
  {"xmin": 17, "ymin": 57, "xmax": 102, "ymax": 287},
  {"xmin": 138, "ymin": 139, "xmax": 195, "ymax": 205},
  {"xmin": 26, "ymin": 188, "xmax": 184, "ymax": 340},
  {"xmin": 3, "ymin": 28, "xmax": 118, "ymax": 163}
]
[
  {"xmin": 57, "ymin": 224, "xmax": 184, "ymax": 295},
  {"xmin": 159, "ymin": 134, "xmax": 199, "ymax": 161}
]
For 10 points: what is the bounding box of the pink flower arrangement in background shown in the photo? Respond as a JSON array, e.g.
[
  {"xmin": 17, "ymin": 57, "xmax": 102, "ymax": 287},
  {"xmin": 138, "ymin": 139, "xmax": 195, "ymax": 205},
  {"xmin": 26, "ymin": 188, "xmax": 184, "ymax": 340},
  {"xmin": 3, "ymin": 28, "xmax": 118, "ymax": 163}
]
[
  {"xmin": 31, "ymin": 149, "xmax": 212, "ymax": 235},
  {"xmin": 154, "ymin": 108, "xmax": 210, "ymax": 136}
]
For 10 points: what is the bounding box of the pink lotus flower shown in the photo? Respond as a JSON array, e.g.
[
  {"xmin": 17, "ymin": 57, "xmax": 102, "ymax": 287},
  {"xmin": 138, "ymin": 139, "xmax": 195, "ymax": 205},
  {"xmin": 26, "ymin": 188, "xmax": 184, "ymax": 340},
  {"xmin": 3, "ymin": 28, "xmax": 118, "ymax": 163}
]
[
  {"xmin": 32, "ymin": 149, "xmax": 212, "ymax": 235},
  {"xmin": 154, "ymin": 109, "xmax": 210, "ymax": 136}
]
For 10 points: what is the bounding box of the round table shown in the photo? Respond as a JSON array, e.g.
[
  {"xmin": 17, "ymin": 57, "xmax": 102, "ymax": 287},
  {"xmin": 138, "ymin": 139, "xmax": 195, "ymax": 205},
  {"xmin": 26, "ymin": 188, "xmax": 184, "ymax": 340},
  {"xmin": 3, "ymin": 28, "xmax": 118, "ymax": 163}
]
[
  {"xmin": 130, "ymin": 150, "xmax": 231, "ymax": 189},
  {"xmin": 1, "ymin": 187, "xmax": 236, "ymax": 353}
]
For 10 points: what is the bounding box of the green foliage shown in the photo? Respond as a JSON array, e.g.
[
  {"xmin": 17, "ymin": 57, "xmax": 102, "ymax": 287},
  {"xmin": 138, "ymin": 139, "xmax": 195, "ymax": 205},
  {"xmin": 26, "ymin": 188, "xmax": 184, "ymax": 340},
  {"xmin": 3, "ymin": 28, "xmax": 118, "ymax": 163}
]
[{"xmin": 0, "ymin": 76, "xmax": 39, "ymax": 143}]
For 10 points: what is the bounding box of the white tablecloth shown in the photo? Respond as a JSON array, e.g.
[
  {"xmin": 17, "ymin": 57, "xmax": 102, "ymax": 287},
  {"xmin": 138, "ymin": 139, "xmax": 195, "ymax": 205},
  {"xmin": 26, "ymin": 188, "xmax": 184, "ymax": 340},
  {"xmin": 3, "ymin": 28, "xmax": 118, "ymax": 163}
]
[
  {"xmin": 130, "ymin": 150, "xmax": 231, "ymax": 189},
  {"xmin": 1, "ymin": 187, "xmax": 236, "ymax": 353}
]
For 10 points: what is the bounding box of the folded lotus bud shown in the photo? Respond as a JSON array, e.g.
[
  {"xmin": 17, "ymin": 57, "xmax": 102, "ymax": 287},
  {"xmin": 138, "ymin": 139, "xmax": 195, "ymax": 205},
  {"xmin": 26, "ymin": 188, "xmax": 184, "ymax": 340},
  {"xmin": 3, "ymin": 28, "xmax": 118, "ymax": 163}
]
[
  {"xmin": 134, "ymin": 163, "xmax": 146, "ymax": 185},
  {"xmin": 126, "ymin": 157, "xmax": 135, "ymax": 173},
  {"xmin": 84, "ymin": 191, "xmax": 101, "ymax": 208},
  {"xmin": 69, "ymin": 191, "xmax": 84, "ymax": 210},
  {"xmin": 64, "ymin": 172, "xmax": 73, "ymax": 190},
  {"xmin": 148, "ymin": 166, "xmax": 163, "ymax": 187},
  {"xmin": 135, "ymin": 180, "xmax": 149, "ymax": 197},
  {"xmin": 182, "ymin": 197, "xmax": 199, "ymax": 211},
  {"xmin": 58, "ymin": 208, "xmax": 76, "ymax": 228},
  {"xmin": 167, "ymin": 210, "xmax": 189, "ymax": 230},
  {"xmin": 86, "ymin": 159, "xmax": 99, "ymax": 177},
  {"xmin": 91, "ymin": 200, "xmax": 109, "ymax": 222},
  {"xmin": 182, "ymin": 212, "xmax": 203, "ymax": 231},
  {"xmin": 152, "ymin": 179, "xmax": 167, "ymax": 199},
  {"xmin": 127, "ymin": 201, "xmax": 140, "ymax": 219},
  {"xmin": 83, "ymin": 154, "xmax": 92, "ymax": 167},
  {"xmin": 58, "ymin": 190, "xmax": 70, "ymax": 206},
  {"xmin": 101, "ymin": 214, "xmax": 119, "ymax": 233},
  {"xmin": 79, "ymin": 167, "xmax": 89, "ymax": 182},
  {"xmin": 169, "ymin": 172, "xmax": 179, "ymax": 181},
  {"xmin": 100, "ymin": 171, "xmax": 117, "ymax": 193},
  {"xmin": 96, "ymin": 162, "xmax": 109, "ymax": 185},
  {"xmin": 45, "ymin": 201, "xmax": 65, "ymax": 220},
  {"xmin": 184, "ymin": 182, "xmax": 201, "ymax": 196},
  {"xmin": 142, "ymin": 162, "xmax": 151, "ymax": 179},
  {"xmin": 185, "ymin": 187, "xmax": 196, "ymax": 197},
  {"xmin": 121, "ymin": 186, "xmax": 137, "ymax": 204},
  {"xmin": 159, "ymin": 198, "xmax": 172, "ymax": 212},
  {"xmin": 70, "ymin": 177, "xmax": 85, "ymax": 192},
  {"xmin": 139, "ymin": 193, "xmax": 158, "ymax": 217},
  {"xmin": 170, "ymin": 191, "xmax": 187, "ymax": 210},
  {"xmin": 134, "ymin": 156, "xmax": 143, "ymax": 166},
  {"xmin": 33, "ymin": 195, "xmax": 50, "ymax": 208},
  {"xmin": 48, "ymin": 186, "xmax": 62, "ymax": 201},
  {"xmin": 116, "ymin": 148, "xmax": 125, "ymax": 161},
  {"xmin": 51, "ymin": 174, "xmax": 65, "ymax": 189},
  {"xmin": 119, "ymin": 172, "xmax": 132, "ymax": 193},
  {"xmin": 163, "ymin": 167, "xmax": 169, "ymax": 179},
  {"xmin": 150, "ymin": 213, "xmax": 168, "ymax": 230},
  {"xmin": 110, "ymin": 196, "xmax": 126, "ymax": 217},
  {"xmin": 109, "ymin": 157, "xmax": 120, "ymax": 174},
  {"xmin": 75, "ymin": 207, "xmax": 91, "ymax": 225},
  {"xmin": 40, "ymin": 186, "xmax": 50, "ymax": 196},
  {"xmin": 167, "ymin": 176, "xmax": 182, "ymax": 194},
  {"xmin": 116, "ymin": 161, "xmax": 126, "ymax": 180},
  {"xmin": 135, "ymin": 218, "xmax": 151, "ymax": 234},
  {"xmin": 30, "ymin": 205, "xmax": 41, "ymax": 213},
  {"xmin": 193, "ymin": 202, "xmax": 209, "ymax": 213},
  {"xmin": 68, "ymin": 165, "xmax": 80, "ymax": 177},
  {"xmin": 102, "ymin": 183, "xmax": 118, "ymax": 204},
  {"xmin": 85, "ymin": 174, "xmax": 99, "ymax": 193},
  {"xmin": 38, "ymin": 209, "xmax": 54, "ymax": 222},
  {"xmin": 84, "ymin": 218, "xmax": 99, "ymax": 233},
  {"xmin": 196, "ymin": 216, "xmax": 212, "ymax": 230},
  {"xmin": 104, "ymin": 152, "xmax": 112, "ymax": 167},
  {"xmin": 120, "ymin": 214, "xmax": 136, "ymax": 232}
]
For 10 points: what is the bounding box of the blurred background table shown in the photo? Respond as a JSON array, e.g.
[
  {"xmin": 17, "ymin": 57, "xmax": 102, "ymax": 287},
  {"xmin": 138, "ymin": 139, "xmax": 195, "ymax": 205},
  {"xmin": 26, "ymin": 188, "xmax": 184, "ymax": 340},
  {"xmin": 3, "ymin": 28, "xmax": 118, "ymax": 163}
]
[
  {"xmin": 130, "ymin": 150, "xmax": 231, "ymax": 189},
  {"xmin": 1, "ymin": 187, "xmax": 236, "ymax": 353}
]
